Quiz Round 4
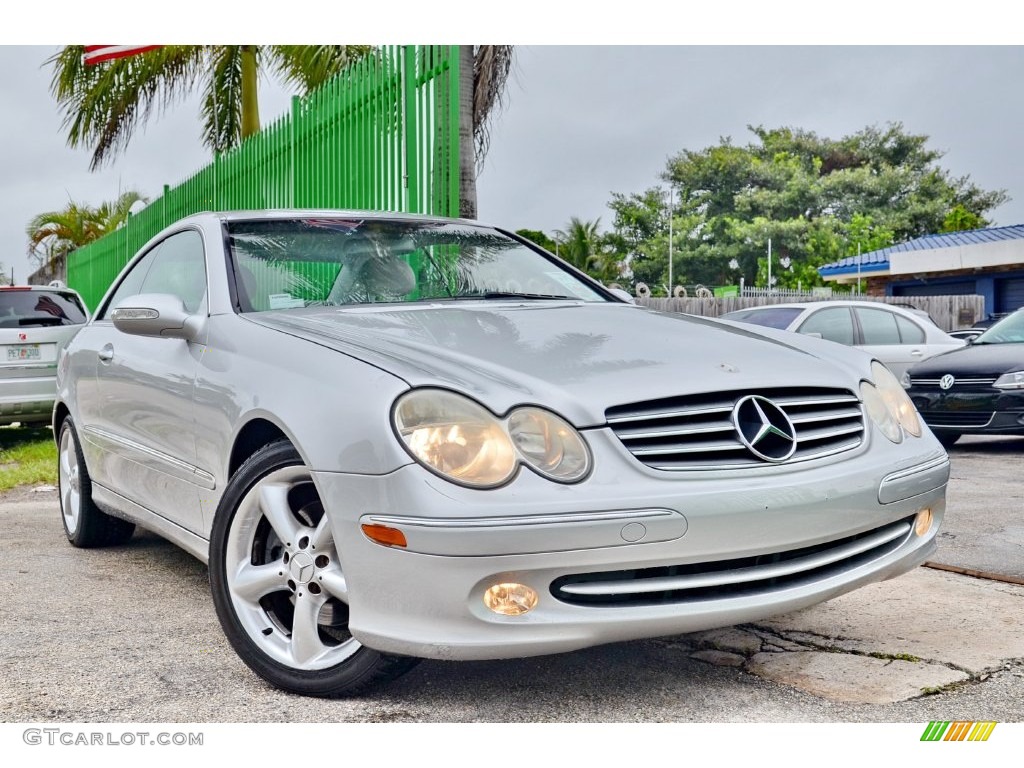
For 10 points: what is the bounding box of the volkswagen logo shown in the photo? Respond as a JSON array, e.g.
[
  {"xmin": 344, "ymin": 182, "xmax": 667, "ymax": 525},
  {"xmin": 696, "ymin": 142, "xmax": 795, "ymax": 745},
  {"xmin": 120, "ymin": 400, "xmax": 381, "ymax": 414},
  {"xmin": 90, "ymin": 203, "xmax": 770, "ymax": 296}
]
[
  {"xmin": 939, "ymin": 374, "xmax": 955, "ymax": 390},
  {"xmin": 732, "ymin": 395, "xmax": 798, "ymax": 462}
]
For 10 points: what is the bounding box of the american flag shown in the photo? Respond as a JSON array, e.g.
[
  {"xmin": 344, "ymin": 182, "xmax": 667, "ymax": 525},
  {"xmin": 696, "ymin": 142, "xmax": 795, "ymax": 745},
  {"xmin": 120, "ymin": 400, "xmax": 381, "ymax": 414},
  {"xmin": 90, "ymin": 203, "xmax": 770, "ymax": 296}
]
[{"xmin": 82, "ymin": 46, "xmax": 162, "ymax": 66}]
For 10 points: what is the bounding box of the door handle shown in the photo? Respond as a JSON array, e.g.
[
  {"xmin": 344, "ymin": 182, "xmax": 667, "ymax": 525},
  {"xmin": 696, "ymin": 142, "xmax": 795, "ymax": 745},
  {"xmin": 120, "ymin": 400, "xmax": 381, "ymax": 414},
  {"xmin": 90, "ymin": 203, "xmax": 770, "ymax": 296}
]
[
  {"xmin": 910, "ymin": 350, "xmax": 923, "ymax": 356},
  {"xmin": 98, "ymin": 344, "xmax": 114, "ymax": 363}
]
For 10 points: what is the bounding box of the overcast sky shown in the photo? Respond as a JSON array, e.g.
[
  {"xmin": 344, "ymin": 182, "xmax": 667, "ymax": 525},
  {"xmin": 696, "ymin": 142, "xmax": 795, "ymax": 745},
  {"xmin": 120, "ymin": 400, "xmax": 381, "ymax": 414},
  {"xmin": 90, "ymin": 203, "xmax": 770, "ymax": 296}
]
[{"xmin": 3, "ymin": 37, "xmax": 1023, "ymax": 284}]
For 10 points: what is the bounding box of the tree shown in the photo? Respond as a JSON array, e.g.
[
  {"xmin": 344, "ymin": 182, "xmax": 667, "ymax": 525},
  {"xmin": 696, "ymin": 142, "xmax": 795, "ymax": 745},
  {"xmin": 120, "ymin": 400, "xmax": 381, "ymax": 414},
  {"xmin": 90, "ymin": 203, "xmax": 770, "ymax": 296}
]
[
  {"xmin": 26, "ymin": 191, "xmax": 149, "ymax": 272},
  {"xmin": 48, "ymin": 46, "xmax": 372, "ymax": 169},
  {"xmin": 515, "ymin": 229, "xmax": 557, "ymax": 252},
  {"xmin": 458, "ymin": 45, "xmax": 514, "ymax": 219},
  {"xmin": 51, "ymin": 45, "xmax": 511, "ymax": 221},
  {"xmin": 607, "ymin": 123, "xmax": 1009, "ymax": 291}
]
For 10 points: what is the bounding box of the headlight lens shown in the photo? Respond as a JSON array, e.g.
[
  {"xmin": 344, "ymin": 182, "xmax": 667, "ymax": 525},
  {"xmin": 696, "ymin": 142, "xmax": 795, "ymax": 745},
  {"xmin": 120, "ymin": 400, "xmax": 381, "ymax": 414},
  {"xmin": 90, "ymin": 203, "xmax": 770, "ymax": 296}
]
[
  {"xmin": 861, "ymin": 361, "xmax": 922, "ymax": 442},
  {"xmin": 994, "ymin": 371, "xmax": 1024, "ymax": 390},
  {"xmin": 393, "ymin": 390, "xmax": 517, "ymax": 488},
  {"xmin": 508, "ymin": 407, "xmax": 590, "ymax": 482},
  {"xmin": 393, "ymin": 391, "xmax": 591, "ymax": 487},
  {"xmin": 860, "ymin": 381, "xmax": 903, "ymax": 443}
]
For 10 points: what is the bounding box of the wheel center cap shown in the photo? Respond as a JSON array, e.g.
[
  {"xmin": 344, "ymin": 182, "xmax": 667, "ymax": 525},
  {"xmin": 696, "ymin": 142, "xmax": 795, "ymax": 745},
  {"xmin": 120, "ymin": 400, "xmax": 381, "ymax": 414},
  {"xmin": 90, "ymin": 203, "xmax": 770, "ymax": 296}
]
[
  {"xmin": 69, "ymin": 467, "xmax": 80, "ymax": 493},
  {"xmin": 289, "ymin": 552, "xmax": 315, "ymax": 584}
]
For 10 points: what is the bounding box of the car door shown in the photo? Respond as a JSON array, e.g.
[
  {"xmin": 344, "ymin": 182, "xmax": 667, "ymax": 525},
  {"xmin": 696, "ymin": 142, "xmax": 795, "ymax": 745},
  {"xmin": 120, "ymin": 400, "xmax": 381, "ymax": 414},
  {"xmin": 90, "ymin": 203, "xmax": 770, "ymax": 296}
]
[
  {"xmin": 852, "ymin": 306, "xmax": 926, "ymax": 378},
  {"xmin": 87, "ymin": 229, "xmax": 209, "ymax": 533},
  {"xmin": 794, "ymin": 306, "xmax": 856, "ymax": 346}
]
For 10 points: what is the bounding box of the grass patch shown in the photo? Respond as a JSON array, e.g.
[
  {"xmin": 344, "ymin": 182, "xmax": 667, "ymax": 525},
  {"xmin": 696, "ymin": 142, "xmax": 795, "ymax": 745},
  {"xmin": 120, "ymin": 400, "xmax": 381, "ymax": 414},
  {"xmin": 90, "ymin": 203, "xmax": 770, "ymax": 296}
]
[{"xmin": 0, "ymin": 424, "xmax": 57, "ymax": 492}]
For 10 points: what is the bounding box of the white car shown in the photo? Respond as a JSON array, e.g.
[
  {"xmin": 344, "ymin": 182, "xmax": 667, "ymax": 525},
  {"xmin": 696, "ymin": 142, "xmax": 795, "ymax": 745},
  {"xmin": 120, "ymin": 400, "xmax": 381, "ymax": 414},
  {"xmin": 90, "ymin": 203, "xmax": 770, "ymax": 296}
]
[
  {"xmin": 720, "ymin": 300, "xmax": 964, "ymax": 379},
  {"xmin": 1, "ymin": 284, "xmax": 89, "ymax": 425}
]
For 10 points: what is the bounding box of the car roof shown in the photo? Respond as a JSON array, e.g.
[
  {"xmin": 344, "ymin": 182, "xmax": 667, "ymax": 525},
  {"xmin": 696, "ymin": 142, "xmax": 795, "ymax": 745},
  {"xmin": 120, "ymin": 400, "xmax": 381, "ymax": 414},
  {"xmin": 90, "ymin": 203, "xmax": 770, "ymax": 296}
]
[
  {"xmin": 727, "ymin": 300, "xmax": 927, "ymax": 315},
  {"xmin": 181, "ymin": 209, "xmax": 488, "ymax": 228}
]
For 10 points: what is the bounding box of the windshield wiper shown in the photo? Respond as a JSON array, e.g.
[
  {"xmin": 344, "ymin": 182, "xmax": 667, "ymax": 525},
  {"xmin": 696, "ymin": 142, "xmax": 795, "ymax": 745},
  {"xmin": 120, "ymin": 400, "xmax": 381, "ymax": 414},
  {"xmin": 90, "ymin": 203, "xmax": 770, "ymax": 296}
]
[{"xmin": 457, "ymin": 291, "xmax": 578, "ymax": 301}]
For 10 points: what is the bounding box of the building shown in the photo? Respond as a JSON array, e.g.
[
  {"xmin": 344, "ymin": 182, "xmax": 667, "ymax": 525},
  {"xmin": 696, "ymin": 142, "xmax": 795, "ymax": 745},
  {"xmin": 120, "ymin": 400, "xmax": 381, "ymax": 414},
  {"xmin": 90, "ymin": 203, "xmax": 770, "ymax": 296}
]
[{"xmin": 818, "ymin": 224, "xmax": 1024, "ymax": 319}]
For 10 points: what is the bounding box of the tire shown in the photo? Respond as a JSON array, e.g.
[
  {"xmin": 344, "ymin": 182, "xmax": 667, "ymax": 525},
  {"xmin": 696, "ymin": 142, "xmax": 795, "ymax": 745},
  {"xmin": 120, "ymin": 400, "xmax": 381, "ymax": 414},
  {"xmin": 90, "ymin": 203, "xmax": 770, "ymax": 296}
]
[
  {"xmin": 208, "ymin": 440, "xmax": 419, "ymax": 697},
  {"xmin": 57, "ymin": 417, "xmax": 136, "ymax": 548},
  {"xmin": 935, "ymin": 431, "xmax": 962, "ymax": 448}
]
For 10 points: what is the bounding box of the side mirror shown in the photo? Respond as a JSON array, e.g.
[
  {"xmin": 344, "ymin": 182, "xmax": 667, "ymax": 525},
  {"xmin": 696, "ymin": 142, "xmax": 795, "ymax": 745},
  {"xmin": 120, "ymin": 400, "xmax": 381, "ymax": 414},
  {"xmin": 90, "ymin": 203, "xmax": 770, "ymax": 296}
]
[{"xmin": 111, "ymin": 293, "xmax": 202, "ymax": 341}]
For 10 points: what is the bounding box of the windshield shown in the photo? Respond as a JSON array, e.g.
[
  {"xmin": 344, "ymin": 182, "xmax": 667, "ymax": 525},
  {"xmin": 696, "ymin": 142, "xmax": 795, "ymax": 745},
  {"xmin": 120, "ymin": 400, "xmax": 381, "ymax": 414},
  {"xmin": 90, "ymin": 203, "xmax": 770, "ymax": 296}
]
[
  {"xmin": 972, "ymin": 310, "xmax": 1024, "ymax": 344},
  {"xmin": 0, "ymin": 289, "xmax": 87, "ymax": 327},
  {"xmin": 720, "ymin": 307, "xmax": 803, "ymax": 330},
  {"xmin": 227, "ymin": 218, "xmax": 607, "ymax": 311}
]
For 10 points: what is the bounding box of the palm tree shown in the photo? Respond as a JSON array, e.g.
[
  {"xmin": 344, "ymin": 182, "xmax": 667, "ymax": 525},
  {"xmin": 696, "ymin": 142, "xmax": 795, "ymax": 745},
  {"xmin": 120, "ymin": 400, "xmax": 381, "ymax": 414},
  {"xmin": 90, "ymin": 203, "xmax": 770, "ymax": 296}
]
[
  {"xmin": 47, "ymin": 45, "xmax": 372, "ymax": 169},
  {"xmin": 555, "ymin": 217, "xmax": 603, "ymax": 272},
  {"xmin": 458, "ymin": 45, "xmax": 514, "ymax": 219},
  {"xmin": 554, "ymin": 217, "xmax": 623, "ymax": 284},
  {"xmin": 26, "ymin": 191, "xmax": 149, "ymax": 276},
  {"xmin": 50, "ymin": 45, "xmax": 511, "ymax": 220}
]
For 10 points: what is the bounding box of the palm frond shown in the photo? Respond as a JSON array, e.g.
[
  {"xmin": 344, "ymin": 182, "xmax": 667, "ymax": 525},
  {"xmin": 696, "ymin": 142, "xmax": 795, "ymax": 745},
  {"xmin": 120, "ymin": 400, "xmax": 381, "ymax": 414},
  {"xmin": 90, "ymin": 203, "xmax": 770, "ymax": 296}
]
[
  {"xmin": 202, "ymin": 47, "xmax": 246, "ymax": 153},
  {"xmin": 472, "ymin": 45, "xmax": 514, "ymax": 172},
  {"xmin": 47, "ymin": 45, "xmax": 205, "ymax": 170},
  {"xmin": 268, "ymin": 45, "xmax": 374, "ymax": 93}
]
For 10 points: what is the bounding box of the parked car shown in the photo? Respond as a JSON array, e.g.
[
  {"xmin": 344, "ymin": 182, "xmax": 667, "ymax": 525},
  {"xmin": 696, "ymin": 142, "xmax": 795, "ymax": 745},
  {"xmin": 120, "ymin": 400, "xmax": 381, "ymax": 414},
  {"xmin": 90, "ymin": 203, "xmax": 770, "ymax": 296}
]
[
  {"xmin": 55, "ymin": 211, "xmax": 948, "ymax": 698},
  {"xmin": 720, "ymin": 300, "xmax": 964, "ymax": 379},
  {"xmin": 1, "ymin": 283, "xmax": 89, "ymax": 426},
  {"xmin": 947, "ymin": 313, "xmax": 1013, "ymax": 343},
  {"xmin": 948, "ymin": 328, "xmax": 985, "ymax": 342},
  {"xmin": 905, "ymin": 308, "xmax": 1024, "ymax": 447}
]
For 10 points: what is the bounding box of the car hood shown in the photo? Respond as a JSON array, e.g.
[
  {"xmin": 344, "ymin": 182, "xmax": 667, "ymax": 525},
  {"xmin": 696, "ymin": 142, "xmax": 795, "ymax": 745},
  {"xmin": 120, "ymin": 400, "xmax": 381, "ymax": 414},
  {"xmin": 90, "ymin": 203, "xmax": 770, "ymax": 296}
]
[
  {"xmin": 909, "ymin": 341, "xmax": 1024, "ymax": 378},
  {"xmin": 245, "ymin": 302, "xmax": 870, "ymax": 426}
]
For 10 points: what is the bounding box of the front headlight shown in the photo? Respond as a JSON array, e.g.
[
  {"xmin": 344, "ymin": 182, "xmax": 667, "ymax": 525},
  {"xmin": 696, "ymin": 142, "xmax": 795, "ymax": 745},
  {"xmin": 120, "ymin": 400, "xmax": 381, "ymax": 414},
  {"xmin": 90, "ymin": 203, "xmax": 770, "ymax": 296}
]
[
  {"xmin": 860, "ymin": 361, "xmax": 922, "ymax": 443},
  {"xmin": 994, "ymin": 371, "xmax": 1024, "ymax": 390},
  {"xmin": 508, "ymin": 407, "xmax": 590, "ymax": 482},
  {"xmin": 393, "ymin": 390, "xmax": 517, "ymax": 488},
  {"xmin": 393, "ymin": 390, "xmax": 591, "ymax": 487}
]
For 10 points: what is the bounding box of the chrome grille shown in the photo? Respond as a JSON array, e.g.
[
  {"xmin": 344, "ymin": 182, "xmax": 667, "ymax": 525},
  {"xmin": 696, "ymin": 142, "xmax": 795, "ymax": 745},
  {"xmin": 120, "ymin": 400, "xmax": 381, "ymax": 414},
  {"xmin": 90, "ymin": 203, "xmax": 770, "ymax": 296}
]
[
  {"xmin": 551, "ymin": 517, "xmax": 914, "ymax": 607},
  {"xmin": 909, "ymin": 377, "xmax": 999, "ymax": 390},
  {"xmin": 606, "ymin": 387, "xmax": 864, "ymax": 470}
]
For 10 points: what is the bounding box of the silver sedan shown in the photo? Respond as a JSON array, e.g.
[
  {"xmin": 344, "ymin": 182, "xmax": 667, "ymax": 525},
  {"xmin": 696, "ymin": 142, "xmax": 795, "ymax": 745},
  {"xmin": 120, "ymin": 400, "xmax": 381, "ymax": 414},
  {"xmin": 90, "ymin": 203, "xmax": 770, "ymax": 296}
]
[{"xmin": 54, "ymin": 211, "xmax": 949, "ymax": 697}]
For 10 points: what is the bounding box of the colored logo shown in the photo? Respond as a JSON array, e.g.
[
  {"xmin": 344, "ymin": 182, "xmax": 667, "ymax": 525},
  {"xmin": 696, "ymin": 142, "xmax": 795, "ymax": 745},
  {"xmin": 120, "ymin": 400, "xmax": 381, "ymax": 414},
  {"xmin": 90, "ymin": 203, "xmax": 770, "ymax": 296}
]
[{"xmin": 921, "ymin": 721, "xmax": 997, "ymax": 741}]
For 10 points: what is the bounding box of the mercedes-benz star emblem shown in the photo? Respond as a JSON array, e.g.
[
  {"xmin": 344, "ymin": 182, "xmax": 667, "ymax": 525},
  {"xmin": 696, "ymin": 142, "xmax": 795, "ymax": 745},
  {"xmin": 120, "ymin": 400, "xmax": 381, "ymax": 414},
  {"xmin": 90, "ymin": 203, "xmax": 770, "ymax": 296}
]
[
  {"xmin": 939, "ymin": 374, "xmax": 955, "ymax": 390},
  {"xmin": 732, "ymin": 395, "xmax": 798, "ymax": 462}
]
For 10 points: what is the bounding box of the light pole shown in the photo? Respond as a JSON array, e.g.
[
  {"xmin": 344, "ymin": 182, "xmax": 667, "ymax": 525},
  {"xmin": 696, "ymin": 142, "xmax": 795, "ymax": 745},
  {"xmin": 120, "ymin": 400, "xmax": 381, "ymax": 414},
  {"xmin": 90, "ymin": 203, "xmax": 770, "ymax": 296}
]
[{"xmin": 667, "ymin": 186, "xmax": 674, "ymax": 297}]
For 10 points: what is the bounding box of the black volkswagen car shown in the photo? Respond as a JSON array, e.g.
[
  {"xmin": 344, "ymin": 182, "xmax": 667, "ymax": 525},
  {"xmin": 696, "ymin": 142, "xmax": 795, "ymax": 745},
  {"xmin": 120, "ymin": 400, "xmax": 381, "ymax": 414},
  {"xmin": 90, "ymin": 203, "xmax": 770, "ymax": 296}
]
[{"xmin": 906, "ymin": 308, "xmax": 1024, "ymax": 447}]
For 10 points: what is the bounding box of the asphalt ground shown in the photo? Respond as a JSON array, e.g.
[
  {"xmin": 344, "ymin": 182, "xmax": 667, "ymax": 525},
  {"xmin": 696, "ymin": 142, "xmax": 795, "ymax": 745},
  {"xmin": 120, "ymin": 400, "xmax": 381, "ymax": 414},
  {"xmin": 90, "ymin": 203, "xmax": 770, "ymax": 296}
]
[
  {"xmin": 929, "ymin": 435, "xmax": 1024, "ymax": 581},
  {"xmin": 0, "ymin": 435, "xmax": 1021, "ymax": 727}
]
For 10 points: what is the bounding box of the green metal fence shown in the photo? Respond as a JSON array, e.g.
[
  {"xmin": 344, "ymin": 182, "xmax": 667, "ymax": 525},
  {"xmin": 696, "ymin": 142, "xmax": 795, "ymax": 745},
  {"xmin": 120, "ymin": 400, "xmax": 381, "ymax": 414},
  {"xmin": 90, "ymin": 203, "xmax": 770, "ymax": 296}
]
[{"xmin": 68, "ymin": 45, "xmax": 460, "ymax": 310}]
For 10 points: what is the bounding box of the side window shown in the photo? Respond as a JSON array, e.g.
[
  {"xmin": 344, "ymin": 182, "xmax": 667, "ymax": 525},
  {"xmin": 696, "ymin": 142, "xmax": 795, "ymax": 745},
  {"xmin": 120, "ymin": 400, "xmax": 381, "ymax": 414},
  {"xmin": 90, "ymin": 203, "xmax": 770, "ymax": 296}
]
[
  {"xmin": 97, "ymin": 243, "xmax": 163, "ymax": 321},
  {"xmin": 797, "ymin": 307, "xmax": 854, "ymax": 345},
  {"xmin": 855, "ymin": 308, "xmax": 901, "ymax": 345},
  {"xmin": 895, "ymin": 315, "xmax": 926, "ymax": 344},
  {"xmin": 139, "ymin": 230, "xmax": 208, "ymax": 313}
]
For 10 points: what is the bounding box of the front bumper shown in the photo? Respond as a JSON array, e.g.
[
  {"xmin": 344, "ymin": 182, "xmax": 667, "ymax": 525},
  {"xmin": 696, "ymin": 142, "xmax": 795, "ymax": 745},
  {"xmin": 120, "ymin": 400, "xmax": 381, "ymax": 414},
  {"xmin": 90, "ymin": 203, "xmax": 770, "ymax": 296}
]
[
  {"xmin": 910, "ymin": 388, "xmax": 1024, "ymax": 435},
  {"xmin": 313, "ymin": 430, "xmax": 948, "ymax": 661}
]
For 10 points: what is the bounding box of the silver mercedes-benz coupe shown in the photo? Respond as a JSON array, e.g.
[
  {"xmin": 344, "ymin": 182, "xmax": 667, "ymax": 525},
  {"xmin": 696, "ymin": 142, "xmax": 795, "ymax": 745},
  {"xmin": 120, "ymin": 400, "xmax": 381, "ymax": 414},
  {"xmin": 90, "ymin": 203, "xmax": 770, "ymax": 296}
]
[{"xmin": 54, "ymin": 211, "xmax": 949, "ymax": 697}]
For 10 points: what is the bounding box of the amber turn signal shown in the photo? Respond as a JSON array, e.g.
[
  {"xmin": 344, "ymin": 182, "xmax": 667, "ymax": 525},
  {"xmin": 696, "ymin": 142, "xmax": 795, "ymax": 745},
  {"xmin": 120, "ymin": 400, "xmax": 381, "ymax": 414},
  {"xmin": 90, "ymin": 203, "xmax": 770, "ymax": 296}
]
[{"xmin": 361, "ymin": 523, "xmax": 408, "ymax": 548}]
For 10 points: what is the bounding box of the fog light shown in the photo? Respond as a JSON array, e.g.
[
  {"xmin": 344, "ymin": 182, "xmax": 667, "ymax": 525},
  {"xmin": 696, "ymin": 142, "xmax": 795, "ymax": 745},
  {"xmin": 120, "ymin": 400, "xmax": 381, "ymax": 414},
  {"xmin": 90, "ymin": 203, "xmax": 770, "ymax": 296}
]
[
  {"xmin": 914, "ymin": 508, "xmax": 933, "ymax": 537},
  {"xmin": 483, "ymin": 583, "xmax": 538, "ymax": 616}
]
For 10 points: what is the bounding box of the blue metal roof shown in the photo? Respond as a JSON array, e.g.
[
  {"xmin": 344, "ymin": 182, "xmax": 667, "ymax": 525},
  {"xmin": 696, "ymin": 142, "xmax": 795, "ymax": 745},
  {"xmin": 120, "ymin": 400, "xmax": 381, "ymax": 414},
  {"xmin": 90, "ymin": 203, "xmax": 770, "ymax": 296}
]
[{"xmin": 818, "ymin": 223, "xmax": 1024, "ymax": 277}]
